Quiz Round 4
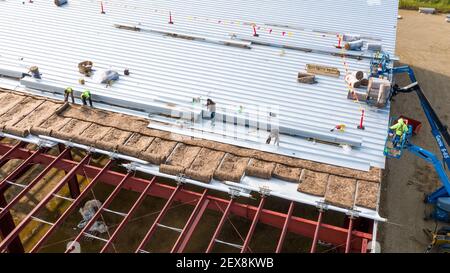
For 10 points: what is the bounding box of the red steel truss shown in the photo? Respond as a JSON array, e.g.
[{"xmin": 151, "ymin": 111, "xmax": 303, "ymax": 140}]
[{"xmin": 0, "ymin": 140, "xmax": 373, "ymax": 253}]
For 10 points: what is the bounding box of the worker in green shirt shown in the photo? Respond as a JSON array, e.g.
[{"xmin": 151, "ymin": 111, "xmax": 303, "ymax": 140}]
[
  {"xmin": 81, "ymin": 90, "xmax": 93, "ymax": 107},
  {"xmin": 64, "ymin": 87, "xmax": 75, "ymax": 104},
  {"xmin": 390, "ymin": 118, "xmax": 409, "ymax": 147}
]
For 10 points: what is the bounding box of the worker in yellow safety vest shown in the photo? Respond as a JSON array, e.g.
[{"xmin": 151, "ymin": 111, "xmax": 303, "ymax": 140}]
[
  {"xmin": 390, "ymin": 118, "xmax": 409, "ymax": 147},
  {"xmin": 81, "ymin": 90, "xmax": 93, "ymax": 107},
  {"xmin": 64, "ymin": 87, "xmax": 75, "ymax": 104}
]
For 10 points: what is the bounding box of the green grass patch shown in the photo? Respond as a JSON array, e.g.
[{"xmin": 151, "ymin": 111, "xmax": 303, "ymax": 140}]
[{"xmin": 399, "ymin": 0, "xmax": 450, "ymax": 13}]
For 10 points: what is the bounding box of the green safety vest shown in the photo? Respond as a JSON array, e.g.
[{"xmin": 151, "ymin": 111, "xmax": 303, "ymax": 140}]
[
  {"xmin": 65, "ymin": 87, "xmax": 73, "ymax": 93},
  {"xmin": 390, "ymin": 120, "xmax": 408, "ymax": 136},
  {"xmin": 81, "ymin": 90, "xmax": 91, "ymax": 99}
]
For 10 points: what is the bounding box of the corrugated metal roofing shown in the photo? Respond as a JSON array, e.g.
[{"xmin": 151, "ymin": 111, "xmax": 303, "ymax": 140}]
[{"xmin": 0, "ymin": 0, "xmax": 399, "ymax": 171}]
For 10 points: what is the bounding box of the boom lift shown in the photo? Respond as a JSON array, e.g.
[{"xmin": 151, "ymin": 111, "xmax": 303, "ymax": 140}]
[{"xmin": 382, "ymin": 65, "xmax": 450, "ymax": 221}]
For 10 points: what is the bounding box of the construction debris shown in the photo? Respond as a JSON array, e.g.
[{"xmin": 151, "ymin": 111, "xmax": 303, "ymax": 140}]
[
  {"xmin": 306, "ymin": 64, "xmax": 340, "ymax": 77},
  {"xmin": 77, "ymin": 200, "xmax": 108, "ymax": 234}
]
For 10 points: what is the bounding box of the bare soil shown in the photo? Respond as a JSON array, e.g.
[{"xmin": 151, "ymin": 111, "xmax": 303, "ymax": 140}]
[{"xmin": 379, "ymin": 10, "xmax": 450, "ymax": 252}]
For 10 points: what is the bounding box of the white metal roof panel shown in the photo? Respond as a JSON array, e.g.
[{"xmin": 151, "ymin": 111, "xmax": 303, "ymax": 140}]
[{"xmin": 0, "ymin": 0, "xmax": 399, "ymax": 171}]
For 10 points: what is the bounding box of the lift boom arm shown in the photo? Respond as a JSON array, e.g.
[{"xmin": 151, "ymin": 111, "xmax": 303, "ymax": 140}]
[{"xmin": 391, "ymin": 66, "xmax": 450, "ymax": 170}]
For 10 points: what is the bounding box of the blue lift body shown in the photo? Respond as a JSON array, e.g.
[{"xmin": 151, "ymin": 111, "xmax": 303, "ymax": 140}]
[{"xmin": 383, "ymin": 66, "xmax": 450, "ymax": 214}]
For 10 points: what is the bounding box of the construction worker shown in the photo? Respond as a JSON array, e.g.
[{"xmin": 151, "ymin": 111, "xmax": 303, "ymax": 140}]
[
  {"xmin": 390, "ymin": 118, "xmax": 409, "ymax": 147},
  {"xmin": 330, "ymin": 124, "xmax": 346, "ymax": 132},
  {"xmin": 266, "ymin": 128, "xmax": 280, "ymax": 146},
  {"xmin": 205, "ymin": 99, "xmax": 216, "ymax": 126},
  {"xmin": 81, "ymin": 90, "xmax": 93, "ymax": 107},
  {"xmin": 64, "ymin": 87, "xmax": 75, "ymax": 104}
]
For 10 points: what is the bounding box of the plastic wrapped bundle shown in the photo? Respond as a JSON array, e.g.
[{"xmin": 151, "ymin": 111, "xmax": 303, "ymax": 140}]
[
  {"xmin": 344, "ymin": 40, "xmax": 363, "ymax": 51},
  {"xmin": 95, "ymin": 70, "xmax": 120, "ymax": 84},
  {"xmin": 342, "ymin": 34, "xmax": 361, "ymax": 42}
]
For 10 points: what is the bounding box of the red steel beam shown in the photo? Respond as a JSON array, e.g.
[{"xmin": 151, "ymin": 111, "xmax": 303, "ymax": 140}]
[
  {"xmin": 0, "ymin": 141, "xmax": 23, "ymax": 165},
  {"xmin": 0, "ymin": 153, "xmax": 91, "ymax": 252},
  {"xmin": 0, "ymin": 143, "xmax": 373, "ymax": 251},
  {"xmin": 171, "ymin": 189, "xmax": 209, "ymax": 253},
  {"xmin": 206, "ymin": 198, "xmax": 234, "ymax": 253},
  {"xmin": 0, "ymin": 148, "xmax": 71, "ymax": 221},
  {"xmin": 175, "ymin": 198, "xmax": 209, "ymax": 253},
  {"xmin": 135, "ymin": 184, "xmax": 182, "ymax": 253},
  {"xmin": 100, "ymin": 177, "xmax": 156, "ymax": 253},
  {"xmin": 361, "ymin": 238, "xmax": 368, "ymax": 253},
  {"xmin": 310, "ymin": 210, "xmax": 324, "ymax": 253},
  {"xmin": 30, "ymin": 159, "xmax": 113, "ymax": 253},
  {"xmin": 241, "ymin": 196, "xmax": 266, "ymax": 253},
  {"xmin": 275, "ymin": 201, "xmax": 294, "ymax": 253},
  {"xmin": 345, "ymin": 217, "xmax": 354, "ymax": 253},
  {"xmin": 58, "ymin": 144, "xmax": 80, "ymax": 198},
  {"xmin": 66, "ymin": 169, "xmax": 130, "ymax": 253},
  {"xmin": 0, "ymin": 148, "xmax": 41, "ymax": 193},
  {"xmin": 0, "ymin": 193, "xmax": 24, "ymax": 253}
]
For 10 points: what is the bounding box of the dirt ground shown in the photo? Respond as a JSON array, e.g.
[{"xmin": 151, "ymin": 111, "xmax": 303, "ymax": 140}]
[{"xmin": 379, "ymin": 10, "xmax": 450, "ymax": 253}]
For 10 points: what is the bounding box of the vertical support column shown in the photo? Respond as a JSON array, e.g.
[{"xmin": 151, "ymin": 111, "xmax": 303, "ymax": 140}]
[
  {"xmin": 58, "ymin": 144, "xmax": 80, "ymax": 198},
  {"xmin": 275, "ymin": 201, "xmax": 294, "ymax": 253},
  {"xmin": 361, "ymin": 238, "xmax": 368, "ymax": 253},
  {"xmin": 310, "ymin": 210, "xmax": 324, "ymax": 253},
  {"xmin": 0, "ymin": 192, "xmax": 24, "ymax": 253},
  {"xmin": 345, "ymin": 217, "xmax": 354, "ymax": 253},
  {"xmin": 241, "ymin": 196, "xmax": 266, "ymax": 253}
]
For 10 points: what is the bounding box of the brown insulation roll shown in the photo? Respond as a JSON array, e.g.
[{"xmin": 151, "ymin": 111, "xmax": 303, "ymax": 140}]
[
  {"xmin": 117, "ymin": 145, "xmax": 142, "ymax": 158},
  {"xmin": 159, "ymin": 164, "xmax": 185, "ymax": 176},
  {"xmin": 140, "ymin": 151, "xmax": 165, "ymax": 165},
  {"xmin": 273, "ymin": 164, "xmax": 302, "ymax": 182},
  {"xmin": 245, "ymin": 159, "xmax": 276, "ymax": 179},
  {"xmin": 3, "ymin": 125, "xmax": 30, "ymax": 137},
  {"xmin": 30, "ymin": 126, "xmax": 52, "ymax": 136},
  {"xmin": 184, "ymin": 169, "xmax": 213, "ymax": 183}
]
